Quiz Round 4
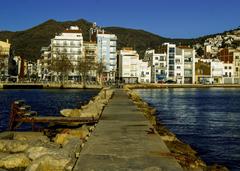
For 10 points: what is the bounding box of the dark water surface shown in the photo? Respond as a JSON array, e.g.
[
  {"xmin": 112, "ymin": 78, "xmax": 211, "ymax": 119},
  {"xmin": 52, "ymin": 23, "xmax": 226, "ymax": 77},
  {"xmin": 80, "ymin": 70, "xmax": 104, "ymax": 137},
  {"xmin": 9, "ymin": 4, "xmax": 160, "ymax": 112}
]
[
  {"xmin": 0, "ymin": 89, "xmax": 99, "ymax": 131},
  {"xmin": 136, "ymin": 88, "xmax": 240, "ymax": 171}
]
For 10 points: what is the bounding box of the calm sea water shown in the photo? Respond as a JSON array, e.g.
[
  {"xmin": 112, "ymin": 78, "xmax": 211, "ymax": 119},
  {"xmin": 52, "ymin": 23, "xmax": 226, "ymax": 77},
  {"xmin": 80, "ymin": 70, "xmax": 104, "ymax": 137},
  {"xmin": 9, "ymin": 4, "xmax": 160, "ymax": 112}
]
[
  {"xmin": 136, "ymin": 88, "xmax": 240, "ymax": 171},
  {"xmin": 0, "ymin": 89, "xmax": 99, "ymax": 131}
]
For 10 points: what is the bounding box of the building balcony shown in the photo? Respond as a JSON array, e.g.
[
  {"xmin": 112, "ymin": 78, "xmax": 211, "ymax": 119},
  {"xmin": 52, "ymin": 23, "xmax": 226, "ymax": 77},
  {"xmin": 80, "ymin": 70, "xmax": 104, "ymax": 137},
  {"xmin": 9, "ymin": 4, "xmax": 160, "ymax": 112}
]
[
  {"xmin": 184, "ymin": 60, "xmax": 193, "ymax": 63},
  {"xmin": 184, "ymin": 73, "xmax": 193, "ymax": 77},
  {"xmin": 156, "ymin": 66, "xmax": 167, "ymax": 70},
  {"xmin": 52, "ymin": 51, "xmax": 82, "ymax": 55},
  {"xmin": 52, "ymin": 43, "xmax": 81, "ymax": 47},
  {"xmin": 110, "ymin": 42, "xmax": 116, "ymax": 47}
]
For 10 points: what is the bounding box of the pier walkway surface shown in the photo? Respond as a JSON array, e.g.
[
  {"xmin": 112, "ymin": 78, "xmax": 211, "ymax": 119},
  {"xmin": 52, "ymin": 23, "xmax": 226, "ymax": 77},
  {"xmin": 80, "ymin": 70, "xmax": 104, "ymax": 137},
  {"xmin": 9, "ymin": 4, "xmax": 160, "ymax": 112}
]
[{"xmin": 74, "ymin": 89, "xmax": 183, "ymax": 171}]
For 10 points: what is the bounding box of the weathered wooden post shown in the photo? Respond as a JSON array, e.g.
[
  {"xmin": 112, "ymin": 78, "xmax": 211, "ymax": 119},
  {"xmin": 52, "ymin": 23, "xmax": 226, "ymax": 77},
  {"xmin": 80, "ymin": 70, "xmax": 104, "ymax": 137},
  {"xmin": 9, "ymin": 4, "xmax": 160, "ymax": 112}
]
[
  {"xmin": 8, "ymin": 102, "xmax": 18, "ymax": 130},
  {"xmin": 8, "ymin": 100, "xmax": 25, "ymax": 130}
]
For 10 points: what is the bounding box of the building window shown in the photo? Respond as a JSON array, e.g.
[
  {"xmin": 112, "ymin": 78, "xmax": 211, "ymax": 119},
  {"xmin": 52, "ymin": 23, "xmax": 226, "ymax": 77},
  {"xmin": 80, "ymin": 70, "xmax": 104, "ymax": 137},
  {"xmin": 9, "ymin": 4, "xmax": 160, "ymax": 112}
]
[
  {"xmin": 160, "ymin": 56, "xmax": 164, "ymax": 61},
  {"xmin": 229, "ymin": 66, "xmax": 232, "ymax": 69},
  {"xmin": 225, "ymin": 72, "xmax": 228, "ymax": 76},
  {"xmin": 156, "ymin": 70, "xmax": 158, "ymax": 73},
  {"xmin": 155, "ymin": 57, "xmax": 158, "ymax": 60},
  {"xmin": 225, "ymin": 66, "xmax": 227, "ymax": 69},
  {"xmin": 184, "ymin": 58, "xmax": 192, "ymax": 62},
  {"xmin": 169, "ymin": 48, "xmax": 175, "ymax": 53},
  {"xmin": 177, "ymin": 66, "xmax": 181, "ymax": 69},
  {"xmin": 169, "ymin": 60, "xmax": 174, "ymax": 64},
  {"xmin": 146, "ymin": 72, "xmax": 149, "ymax": 75},
  {"xmin": 169, "ymin": 71, "xmax": 174, "ymax": 77},
  {"xmin": 229, "ymin": 72, "xmax": 232, "ymax": 77}
]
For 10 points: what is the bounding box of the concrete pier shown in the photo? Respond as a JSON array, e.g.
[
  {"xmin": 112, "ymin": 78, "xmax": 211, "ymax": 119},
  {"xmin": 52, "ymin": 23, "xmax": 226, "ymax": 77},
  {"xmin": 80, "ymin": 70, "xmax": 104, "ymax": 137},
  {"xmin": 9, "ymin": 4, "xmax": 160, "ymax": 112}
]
[{"xmin": 74, "ymin": 89, "xmax": 183, "ymax": 171}]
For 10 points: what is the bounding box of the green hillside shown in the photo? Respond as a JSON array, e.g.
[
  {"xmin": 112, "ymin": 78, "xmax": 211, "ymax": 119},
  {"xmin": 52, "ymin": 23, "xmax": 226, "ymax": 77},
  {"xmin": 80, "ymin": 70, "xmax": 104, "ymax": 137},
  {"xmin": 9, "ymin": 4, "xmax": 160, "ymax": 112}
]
[{"xmin": 0, "ymin": 18, "xmax": 235, "ymax": 60}]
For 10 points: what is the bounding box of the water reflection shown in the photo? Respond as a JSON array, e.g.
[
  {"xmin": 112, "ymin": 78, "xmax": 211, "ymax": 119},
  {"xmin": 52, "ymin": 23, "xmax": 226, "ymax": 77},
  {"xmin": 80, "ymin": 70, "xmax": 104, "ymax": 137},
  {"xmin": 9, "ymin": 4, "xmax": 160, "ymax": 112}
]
[
  {"xmin": 0, "ymin": 89, "xmax": 99, "ymax": 131},
  {"xmin": 136, "ymin": 88, "xmax": 240, "ymax": 171}
]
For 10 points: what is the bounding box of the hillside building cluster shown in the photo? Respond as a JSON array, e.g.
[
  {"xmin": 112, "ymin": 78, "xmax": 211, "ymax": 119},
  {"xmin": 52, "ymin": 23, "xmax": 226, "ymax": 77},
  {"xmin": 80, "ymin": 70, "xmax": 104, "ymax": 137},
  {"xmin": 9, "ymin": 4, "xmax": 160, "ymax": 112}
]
[{"xmin": 1, "ymin": 24, "xmax": 240, "ymax": 85}]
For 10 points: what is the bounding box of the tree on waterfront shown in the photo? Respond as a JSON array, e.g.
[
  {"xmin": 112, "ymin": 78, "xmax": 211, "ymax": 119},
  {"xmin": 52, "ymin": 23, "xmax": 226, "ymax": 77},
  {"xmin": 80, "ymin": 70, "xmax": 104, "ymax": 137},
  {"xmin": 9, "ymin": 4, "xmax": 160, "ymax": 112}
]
[
  {"xmin": 96, "ymin": 58, "xmax": 105, "ymax": 85},
  {"xmin": 75, "ymin": 57, "xmax": 96, "ymax": 88},
  {"xmin": 48, "ymin": 52, "xmax": 73, "ymax": 85}
]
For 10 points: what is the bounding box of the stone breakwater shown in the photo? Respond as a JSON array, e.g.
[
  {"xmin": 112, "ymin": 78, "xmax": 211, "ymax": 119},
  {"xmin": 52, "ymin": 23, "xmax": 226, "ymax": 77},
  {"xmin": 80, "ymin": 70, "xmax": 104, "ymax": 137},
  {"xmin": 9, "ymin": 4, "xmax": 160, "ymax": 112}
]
[
  {"xmin": 0, "ymin": 88, "xmax": 113, "ymax": 171},
  {"xmin": 124, "ymin": 85, "xmax": 229, "ymax": 171}
]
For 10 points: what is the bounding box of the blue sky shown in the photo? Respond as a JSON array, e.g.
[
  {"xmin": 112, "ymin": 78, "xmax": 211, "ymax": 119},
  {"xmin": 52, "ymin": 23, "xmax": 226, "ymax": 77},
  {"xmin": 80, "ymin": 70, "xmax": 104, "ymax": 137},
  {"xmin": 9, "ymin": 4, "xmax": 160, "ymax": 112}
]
[{"xmin": 0, "ymin": 0, "xmax": 239, "ymax": 38}]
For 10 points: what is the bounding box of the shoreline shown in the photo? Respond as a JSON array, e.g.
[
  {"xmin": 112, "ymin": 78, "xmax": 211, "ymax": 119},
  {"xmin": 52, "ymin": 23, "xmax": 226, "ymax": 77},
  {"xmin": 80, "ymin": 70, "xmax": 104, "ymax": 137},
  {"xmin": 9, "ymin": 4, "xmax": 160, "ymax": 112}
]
[
  {"xmin": 0, "ymin": 82, "xmax": 102, "ymax": 89},
  {"xmin": 124, "ymin": 85, "xmax": 229, "ymax": 171}
]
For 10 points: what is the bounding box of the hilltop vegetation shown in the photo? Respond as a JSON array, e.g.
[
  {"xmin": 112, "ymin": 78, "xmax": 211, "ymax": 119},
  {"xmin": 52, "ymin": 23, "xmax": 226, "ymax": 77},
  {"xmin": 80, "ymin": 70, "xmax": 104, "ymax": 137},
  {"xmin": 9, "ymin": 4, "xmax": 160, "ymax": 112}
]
[{"xmin": 0, "ymin": 19, "xmax": 238, "ymax": 60}]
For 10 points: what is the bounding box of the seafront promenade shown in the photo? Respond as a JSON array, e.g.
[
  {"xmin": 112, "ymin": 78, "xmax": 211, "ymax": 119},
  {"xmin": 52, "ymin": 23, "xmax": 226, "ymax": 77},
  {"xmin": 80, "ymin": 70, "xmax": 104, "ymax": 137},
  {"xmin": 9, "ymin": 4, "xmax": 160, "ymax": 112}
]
[
  {"xmin": 0, "ymin": 82, "xmax": 102, "ymax": 89},
  {"xmin": 73, "ymin": 89, "xmax": 183, "ymax": 171},
  {"xmin": 2, "ymin": 82, "xmax": 240, "ymax": 89}
]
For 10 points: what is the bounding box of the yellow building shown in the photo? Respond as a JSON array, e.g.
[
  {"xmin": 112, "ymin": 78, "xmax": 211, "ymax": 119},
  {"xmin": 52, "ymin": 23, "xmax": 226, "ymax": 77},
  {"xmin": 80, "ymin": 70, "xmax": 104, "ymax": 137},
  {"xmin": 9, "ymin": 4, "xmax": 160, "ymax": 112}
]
[{"xmin": 0, "ymin": 40, "xmax": 11, "ymax": 79}]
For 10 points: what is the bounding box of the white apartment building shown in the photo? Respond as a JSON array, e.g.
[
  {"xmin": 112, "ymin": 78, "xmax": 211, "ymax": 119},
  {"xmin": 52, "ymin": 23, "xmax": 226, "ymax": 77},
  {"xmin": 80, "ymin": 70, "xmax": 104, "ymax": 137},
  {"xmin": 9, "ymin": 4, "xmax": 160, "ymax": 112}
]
[
  {"xmin": 118, "ymin": 48, "xmax": 139, "ymax": 83},
  {"xmin": 211, "ymin": 59, "xmax": 224, "ymax": 84},
  {"xmin": 38, "ymin": 47, "xmax": 51, "ymax": 81},
  {"xmin": 164, "ymin": 43, "xmax": 176, "ymax": 81},
  {"xmin": 232, "ymin": 50, "xmax": 240, "ymax": 84},
  {"xmin": 97, "ymin": 31, "xmax": 117, "ymax": 82},
  {"xmin": 138, "ymin": 60, "xmax": 151, "ymax": 83},
  {"xmin": 144, "ymin": 49, "xmax": 167, "ymax": 83},
  {"xmin": 51, "ymin": 26, "xmax": 84, "ymax": 81},
  {"xmin": 178, "ymin": 46, "xmax": 196, "ymax": 84},
  {"xmin": 175, "ymin": 49, "xmax": 184, "ymax": 84},
  {"xmin": 13, "ymin": 56, "xmax": 21, "ymax": 77},
  {"xmin": 144, "ymin": 43, "xmax": 195, "ymax": 84}
]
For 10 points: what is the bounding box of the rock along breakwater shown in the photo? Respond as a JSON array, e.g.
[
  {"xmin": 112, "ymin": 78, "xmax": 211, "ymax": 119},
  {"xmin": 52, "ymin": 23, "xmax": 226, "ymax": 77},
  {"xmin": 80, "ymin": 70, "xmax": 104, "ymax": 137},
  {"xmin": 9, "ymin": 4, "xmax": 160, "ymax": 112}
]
[{"xmin": 0, "ymin": 88, "xmax": 113, "ymax": 171}]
